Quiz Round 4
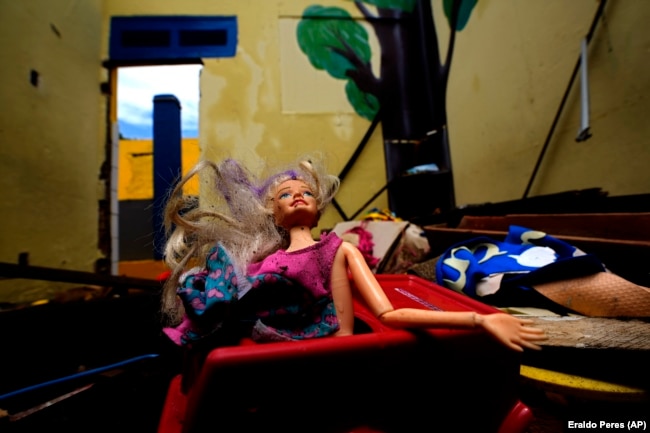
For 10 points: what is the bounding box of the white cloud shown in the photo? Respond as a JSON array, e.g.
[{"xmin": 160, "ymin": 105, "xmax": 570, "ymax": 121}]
[{"xmin": 117, "ymin": 65, "xmax": 201, "ymax": 138}]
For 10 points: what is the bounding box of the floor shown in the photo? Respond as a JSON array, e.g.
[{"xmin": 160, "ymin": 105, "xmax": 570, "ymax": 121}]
[{"xmin": 2, "ymin": 359, "xmax": 647, "ymax": 433}]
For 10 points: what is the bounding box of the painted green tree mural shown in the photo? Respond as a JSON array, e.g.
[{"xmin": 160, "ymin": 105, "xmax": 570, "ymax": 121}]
[{"xmin": 297, "ymin": 0, "xmax": 477, "ymax": 219}]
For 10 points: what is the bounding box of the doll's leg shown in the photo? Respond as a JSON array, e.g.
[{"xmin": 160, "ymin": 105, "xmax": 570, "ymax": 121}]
[{"xmin": 330, "ymin": 247, "xmax": 355, "ymax": 336}]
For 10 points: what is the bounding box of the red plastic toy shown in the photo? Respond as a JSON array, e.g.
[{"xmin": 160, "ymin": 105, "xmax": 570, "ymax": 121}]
[{"xmin": 158, "ymin": 275, "xmax": 533, "ymax": 433}]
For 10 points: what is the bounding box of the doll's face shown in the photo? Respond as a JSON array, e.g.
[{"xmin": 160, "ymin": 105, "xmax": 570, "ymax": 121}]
[{"xmin": 272, "ymin": 179, "xmax": 319, "ymax": 229}]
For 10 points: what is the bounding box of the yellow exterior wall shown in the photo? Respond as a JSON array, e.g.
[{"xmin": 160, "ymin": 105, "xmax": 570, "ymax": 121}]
[
  {"xmin": 0, "ymin": 0, "xmax": 105, "ymax": 303},
  {"xmin": 118, "ymin": 138, "xmax": 201, "ymax": 199}
]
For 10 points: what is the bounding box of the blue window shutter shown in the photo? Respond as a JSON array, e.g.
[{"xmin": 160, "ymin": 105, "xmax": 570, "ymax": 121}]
[{"xmin": 109, "ymin": 16, "xmax": 237, "ymax": 61}]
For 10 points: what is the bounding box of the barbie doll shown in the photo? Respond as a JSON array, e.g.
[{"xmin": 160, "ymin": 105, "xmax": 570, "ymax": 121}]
[{"xmin": 161, "ymin": 156, "xmax": 547, "ymax": 351}]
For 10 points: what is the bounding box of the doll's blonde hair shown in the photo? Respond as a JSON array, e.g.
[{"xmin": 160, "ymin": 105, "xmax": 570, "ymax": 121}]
[{"xmin": 161, "ymin": 155, "xmax": 339, "ymax": 324}]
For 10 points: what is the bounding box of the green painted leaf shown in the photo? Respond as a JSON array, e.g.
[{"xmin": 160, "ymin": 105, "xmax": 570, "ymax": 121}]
[
  {"xmin": 443, "ymin": 0, "xmax": 478, "ymax": 31},
  {"xmin": 297, "ymin": 6, "xmax": 371, "ymax": 80},
  {"xmin": 345, "ymin": 80, "xmax": 380, "ymax": 120},
  {"xmin": 357, "ymin": 0, "xmax": 417, "ymax": 13}
]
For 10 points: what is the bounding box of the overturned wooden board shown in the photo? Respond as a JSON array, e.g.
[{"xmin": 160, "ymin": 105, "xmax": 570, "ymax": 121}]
[{"xmin": 522, "ymin": 316, "xmax": 650, "ymax": 350}]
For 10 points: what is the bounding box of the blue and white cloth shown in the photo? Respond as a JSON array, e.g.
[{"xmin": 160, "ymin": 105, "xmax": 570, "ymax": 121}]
[{"xmin": 435, "ymin": 225, "xmax": 605, "ymax": 302}]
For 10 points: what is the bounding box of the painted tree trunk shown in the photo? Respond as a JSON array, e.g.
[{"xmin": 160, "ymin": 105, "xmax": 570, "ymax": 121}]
[{"xmin": 373, "ymin": 1, "xmax": 455, "ymax": 219}]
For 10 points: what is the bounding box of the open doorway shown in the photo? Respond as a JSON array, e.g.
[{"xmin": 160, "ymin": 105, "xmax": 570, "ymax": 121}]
[
  {"xmin": 104, "ymin": 15, "xmax": 237, "ymax": 274},
  {"xmin": 116, "ymin": 64, "xmax": 201, "ymax": 262}
]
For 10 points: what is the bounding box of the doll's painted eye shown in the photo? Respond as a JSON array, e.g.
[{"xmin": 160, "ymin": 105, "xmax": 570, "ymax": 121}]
[
  {"xmin": 279, "ymin": 192, "xmax": 291, "ymax": 200},
  {"xmin": 303, "ymin": 191, "xmax": 314, "ymax": 197}
]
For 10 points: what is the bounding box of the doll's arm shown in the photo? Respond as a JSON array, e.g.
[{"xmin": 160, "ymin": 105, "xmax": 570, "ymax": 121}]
[{"xmin": 338, "ymin": 242, "xmax": 547, "ymax": 351}]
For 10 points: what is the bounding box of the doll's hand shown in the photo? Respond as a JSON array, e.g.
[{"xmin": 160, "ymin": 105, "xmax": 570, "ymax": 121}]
[{"xmin": 476, "ymin": 313, "xmax": 547, "ymax": 352}]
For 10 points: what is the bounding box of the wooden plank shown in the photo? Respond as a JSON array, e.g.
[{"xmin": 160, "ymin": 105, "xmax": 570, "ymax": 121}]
[
  {"xmin": 523, "ymin": 316, "xmax": 650, "ymax": 350},
  {"xmin": 457, "ymin": 212, "xmax": 650, "ymax": 241},
  {"xmin": 519, "ymin": 316, "xmax": 650, "ymax": 392}
]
